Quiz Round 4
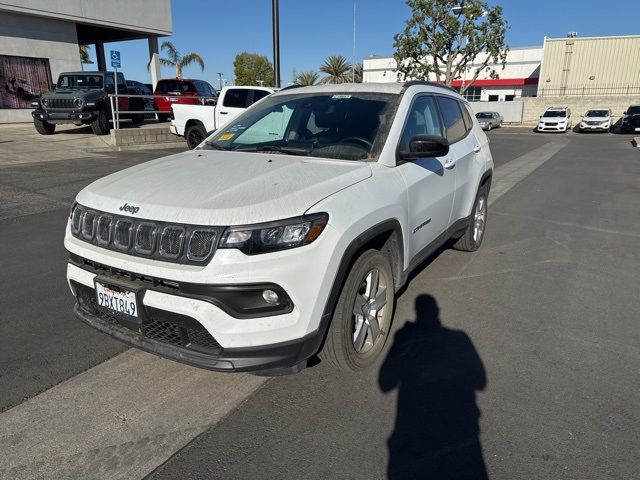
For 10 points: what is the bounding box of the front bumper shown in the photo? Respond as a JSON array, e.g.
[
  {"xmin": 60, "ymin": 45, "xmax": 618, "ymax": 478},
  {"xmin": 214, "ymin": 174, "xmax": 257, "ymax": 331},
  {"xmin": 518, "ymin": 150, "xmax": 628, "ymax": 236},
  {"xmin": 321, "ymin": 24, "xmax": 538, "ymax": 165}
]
[
  {"xmin": 579, "ymin": 122, "xmax": 610, "ymax": 131},
  {"xmin": 32, "ymin": 109, "xmax": 96, "ymax": 123},
  {"xmin": 73, "ymin": 301, "xmax": 326, "ymax": 373},
  {"xmin": 537, "ymin": 123, "xmax": 567, "ymax": 132}
]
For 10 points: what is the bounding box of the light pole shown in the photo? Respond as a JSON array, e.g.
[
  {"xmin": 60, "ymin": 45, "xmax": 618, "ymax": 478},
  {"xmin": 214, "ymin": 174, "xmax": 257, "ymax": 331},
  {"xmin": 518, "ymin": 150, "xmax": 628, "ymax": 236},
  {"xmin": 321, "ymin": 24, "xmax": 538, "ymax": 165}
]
[
  {"xmin": 272, "ymin": 0, "xmax": 281, "ymax": 88},
  {"xmin": 217, "ymin": 72, "xmax": 224, "ymax": 91}
]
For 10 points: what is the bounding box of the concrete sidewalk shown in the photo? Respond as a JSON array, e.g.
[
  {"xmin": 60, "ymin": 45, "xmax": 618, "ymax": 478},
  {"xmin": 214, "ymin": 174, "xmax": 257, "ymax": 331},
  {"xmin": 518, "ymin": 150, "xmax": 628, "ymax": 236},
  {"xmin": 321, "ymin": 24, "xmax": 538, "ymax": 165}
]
[{"xmin": 0, "ymin": 122, "xmax": 185, "ymax": 165}]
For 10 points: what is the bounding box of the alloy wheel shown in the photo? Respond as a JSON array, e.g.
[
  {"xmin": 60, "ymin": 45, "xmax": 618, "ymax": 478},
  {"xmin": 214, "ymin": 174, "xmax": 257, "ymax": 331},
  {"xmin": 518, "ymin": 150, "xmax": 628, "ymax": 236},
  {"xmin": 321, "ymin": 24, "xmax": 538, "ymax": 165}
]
[{"xmin": 352, "ymin": 268, "xmax": 388, "ymax": 354}]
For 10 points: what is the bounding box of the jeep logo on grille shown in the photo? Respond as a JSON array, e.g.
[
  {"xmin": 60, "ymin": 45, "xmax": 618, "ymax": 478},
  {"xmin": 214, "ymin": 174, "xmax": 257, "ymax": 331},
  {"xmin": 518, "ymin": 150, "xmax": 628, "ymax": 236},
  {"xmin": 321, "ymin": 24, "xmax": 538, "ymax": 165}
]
[{"xmin": 119, "ymin": 203, "xmax": 140, "ymax": 215}]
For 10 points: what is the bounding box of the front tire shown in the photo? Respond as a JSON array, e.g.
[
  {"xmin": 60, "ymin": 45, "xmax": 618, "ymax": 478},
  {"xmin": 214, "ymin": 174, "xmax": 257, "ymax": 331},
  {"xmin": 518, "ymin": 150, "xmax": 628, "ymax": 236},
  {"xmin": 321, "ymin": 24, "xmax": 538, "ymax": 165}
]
[
  {"xmin": 453, "ymin": 183, "xmax": 489, "ymax": 252},
  {"xmin": 320, "ymin": 250, "xmax": 395, "ymax": 371},
  {"xmin": 33, "ymin": 117, "xmax": 55, "ymax": 135},
  {"xmin": 91, "ymin": 108, "xmax": 110, "ymax": 135},
  {"xmin": 185, "ymin": 123, "xmax": 207, "ymax": 149}
]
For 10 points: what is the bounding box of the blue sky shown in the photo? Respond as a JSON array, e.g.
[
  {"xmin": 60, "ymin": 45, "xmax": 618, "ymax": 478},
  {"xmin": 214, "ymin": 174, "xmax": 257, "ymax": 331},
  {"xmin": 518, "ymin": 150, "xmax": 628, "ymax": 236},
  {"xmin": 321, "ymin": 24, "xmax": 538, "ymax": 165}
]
[{"xmin": 91, "ymin": 0, "xmax": 640, "ymax": 87}]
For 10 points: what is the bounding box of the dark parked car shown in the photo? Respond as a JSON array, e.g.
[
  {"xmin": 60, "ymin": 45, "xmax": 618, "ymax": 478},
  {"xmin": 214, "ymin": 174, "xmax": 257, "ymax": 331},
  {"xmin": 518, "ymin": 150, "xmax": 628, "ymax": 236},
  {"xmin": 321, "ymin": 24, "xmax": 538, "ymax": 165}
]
[
  {"xmin": 126, "ymin": 80, "xmax": 155, "ymax": 110},
  {"xmin": 153, "ymin": 78, "xmax": 217, "ymax": 121},
  {"xmin": 475, "ymin": 111, "xmax": 503, "ymax": 131},
  {"xmin": 620, "ymin": 105, "xmax": 640, "ymax": 133}
]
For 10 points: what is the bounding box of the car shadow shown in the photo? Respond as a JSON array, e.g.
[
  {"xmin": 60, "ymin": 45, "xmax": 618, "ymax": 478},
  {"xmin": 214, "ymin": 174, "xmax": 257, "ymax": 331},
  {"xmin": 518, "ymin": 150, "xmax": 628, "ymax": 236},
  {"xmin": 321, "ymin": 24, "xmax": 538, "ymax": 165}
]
[{"xmin": 379, "ymin": 294, "xmax": 489, "ymax": 480}]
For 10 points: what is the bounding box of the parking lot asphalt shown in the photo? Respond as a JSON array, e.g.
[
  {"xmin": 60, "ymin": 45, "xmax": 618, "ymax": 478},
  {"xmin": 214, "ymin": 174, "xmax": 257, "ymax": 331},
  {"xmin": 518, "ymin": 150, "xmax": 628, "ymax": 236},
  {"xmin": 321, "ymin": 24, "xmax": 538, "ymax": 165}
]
[
  {"xmin": 149, "ymin": 132, "xmax": 640, "ymax": 480},
  {"xmin": 1, "ymin": 130, "xmax": 639, "ymax": 479}
]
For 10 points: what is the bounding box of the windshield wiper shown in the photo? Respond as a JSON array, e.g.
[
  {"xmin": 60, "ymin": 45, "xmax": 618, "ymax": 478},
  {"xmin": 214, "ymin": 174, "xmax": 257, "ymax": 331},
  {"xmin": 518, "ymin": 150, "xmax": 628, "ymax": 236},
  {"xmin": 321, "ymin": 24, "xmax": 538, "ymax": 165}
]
[
  {"xmin": 203, "ymin": 141, "xmax": 228, "ymax": 150},
  {"xmin": 233, "ymin": 145, "xmax": 313, "ymax": 156}
]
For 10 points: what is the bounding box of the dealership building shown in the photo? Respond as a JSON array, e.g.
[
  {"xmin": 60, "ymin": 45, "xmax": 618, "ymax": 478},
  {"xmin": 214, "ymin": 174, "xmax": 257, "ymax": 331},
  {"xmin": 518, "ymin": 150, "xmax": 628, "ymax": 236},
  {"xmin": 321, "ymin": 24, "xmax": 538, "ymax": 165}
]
[
  {"xmin": 364, "ymin": 34, "xmax": 640, "ymax": 102},
  {"xmin": 0, "ymin": 0, "xmax": 172, "ymax": 123},
  {"xmin": 363, "ymin": 46, "xmax": 543, "ymax": 102}
]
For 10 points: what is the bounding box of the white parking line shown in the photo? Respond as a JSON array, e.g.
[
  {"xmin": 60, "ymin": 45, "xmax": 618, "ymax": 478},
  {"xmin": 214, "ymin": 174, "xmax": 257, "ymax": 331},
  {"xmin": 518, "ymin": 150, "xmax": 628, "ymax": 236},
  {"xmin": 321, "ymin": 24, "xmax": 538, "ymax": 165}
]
[
  {"xmin": 0, "ymin": 137, "xmax": 569, "ymax": 480},
  {"xmin": 0, "ymin": 349, "xmax": 266, "ymax": 480},
  {"xmin": 490, "ymin": 138, "xmax": 569, "ymax": 205}
]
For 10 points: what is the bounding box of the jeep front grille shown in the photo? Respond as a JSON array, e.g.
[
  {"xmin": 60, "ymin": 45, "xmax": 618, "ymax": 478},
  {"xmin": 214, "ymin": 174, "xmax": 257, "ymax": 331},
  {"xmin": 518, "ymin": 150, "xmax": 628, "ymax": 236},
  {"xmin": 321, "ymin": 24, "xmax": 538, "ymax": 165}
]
[
  {"xmin": 69, "ymin": 204, "xmax": 223, "ymax": 265},
  {"xmin": 47, "ymin": 98, "xmax": 76, "ymax": 109}
]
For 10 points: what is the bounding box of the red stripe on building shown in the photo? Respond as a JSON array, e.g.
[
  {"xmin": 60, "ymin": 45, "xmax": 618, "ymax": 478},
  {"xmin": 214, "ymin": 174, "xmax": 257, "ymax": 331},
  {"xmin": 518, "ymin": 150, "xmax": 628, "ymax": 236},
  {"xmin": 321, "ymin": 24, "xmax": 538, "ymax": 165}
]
[{"xmin": 451, "ymin": 77, "xmax": 539, "ymax": 87}]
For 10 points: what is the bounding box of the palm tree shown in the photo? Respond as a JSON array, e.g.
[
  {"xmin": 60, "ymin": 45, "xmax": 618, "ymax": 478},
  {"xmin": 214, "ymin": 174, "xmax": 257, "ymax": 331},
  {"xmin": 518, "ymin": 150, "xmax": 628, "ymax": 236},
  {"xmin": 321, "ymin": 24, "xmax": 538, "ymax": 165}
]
[
  {"xmin": 295, "ymin": 71, "xmax": 319, "ymax": 86},
  {"xmin": 153, "ymin": 41, "xmax": 205, "ymax": 78},
  {"xmin": 319, "ymin": 54, "xmax": 352, "ymax": 84},
  {"xmin": 353, "ymin": 63, "xmax": 363, "ymax": 83}
]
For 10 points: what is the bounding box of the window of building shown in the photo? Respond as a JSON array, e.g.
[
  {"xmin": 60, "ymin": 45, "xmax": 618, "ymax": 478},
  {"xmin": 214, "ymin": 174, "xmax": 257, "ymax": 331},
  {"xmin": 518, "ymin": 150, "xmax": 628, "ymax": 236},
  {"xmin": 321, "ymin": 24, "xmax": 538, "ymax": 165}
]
[
  {"xmin": 462, "ymin": 86, "xmax": 482, "ymax": 102},
  {"xmin": 488, "ymin": 94, "xmax": 499, "ymax": 102}
]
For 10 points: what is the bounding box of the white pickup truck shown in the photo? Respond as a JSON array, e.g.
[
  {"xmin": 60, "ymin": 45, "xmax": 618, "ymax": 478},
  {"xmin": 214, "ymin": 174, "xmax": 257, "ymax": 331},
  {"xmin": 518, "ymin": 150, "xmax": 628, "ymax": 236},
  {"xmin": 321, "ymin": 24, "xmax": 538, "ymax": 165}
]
[{"xmin": 170, "ymin": 85, "xmax": 275, "ymax": 149}]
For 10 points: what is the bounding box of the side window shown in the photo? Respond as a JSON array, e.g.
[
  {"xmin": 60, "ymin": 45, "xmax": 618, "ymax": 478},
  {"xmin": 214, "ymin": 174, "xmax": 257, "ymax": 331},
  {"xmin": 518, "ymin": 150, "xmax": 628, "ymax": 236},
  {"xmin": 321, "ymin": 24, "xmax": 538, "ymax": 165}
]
[
  {"xmin": 398, "ymin": 95, "xmax": 443, "ymax": 152},
  {"xmin": 104, "ymin": 74, "xmax": 114, "ymax": 93},
  {"xmin": 116, "ymin": 73, "xmax": 126, "ymax": 90},
  {"xmin": 251, "ymin": 89, "xmax": 270, "ymax": 104},
  {"xmin": 460, "ymin": 102, "xmax": 474, "ymax": 133},
  {"xmin": 223, "ymin": 89, "xmax": 250, "ymax": 108},
  {"xmin": 437, "ymin": 96, "xmax": 467, "ymax": 144}
]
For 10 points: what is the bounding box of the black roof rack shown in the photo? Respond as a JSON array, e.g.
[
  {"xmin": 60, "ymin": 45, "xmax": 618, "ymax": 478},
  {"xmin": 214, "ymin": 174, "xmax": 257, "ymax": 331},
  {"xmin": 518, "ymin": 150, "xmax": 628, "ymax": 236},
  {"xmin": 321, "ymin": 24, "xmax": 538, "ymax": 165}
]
[
  {"xmin": 403, "ymin": 80, "xmax": 458, "ymax": 93},
  {"xmin": 278, "ymin": 84, "xmax": 305, "ymax": 91}
]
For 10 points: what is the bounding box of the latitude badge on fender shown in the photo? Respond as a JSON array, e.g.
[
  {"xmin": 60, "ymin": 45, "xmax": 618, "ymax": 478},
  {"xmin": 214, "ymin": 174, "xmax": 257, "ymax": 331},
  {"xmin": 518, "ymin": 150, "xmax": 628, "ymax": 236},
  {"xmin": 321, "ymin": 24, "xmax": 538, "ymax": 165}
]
[{"xmin": 119, "ymin": 203, "xmax": 140, "ymax": 214}]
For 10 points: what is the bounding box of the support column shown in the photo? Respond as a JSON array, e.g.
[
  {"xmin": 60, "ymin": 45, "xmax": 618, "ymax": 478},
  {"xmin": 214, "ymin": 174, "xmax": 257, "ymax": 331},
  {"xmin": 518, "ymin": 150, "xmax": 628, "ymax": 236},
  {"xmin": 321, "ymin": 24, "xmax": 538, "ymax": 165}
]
[
  {"xmin": 148, "ymin": 36, "xmax": 161, "ymax": 90},
  {"xmin": 95, "ymin": 42, "xmax": 106, "ymax": 71}
]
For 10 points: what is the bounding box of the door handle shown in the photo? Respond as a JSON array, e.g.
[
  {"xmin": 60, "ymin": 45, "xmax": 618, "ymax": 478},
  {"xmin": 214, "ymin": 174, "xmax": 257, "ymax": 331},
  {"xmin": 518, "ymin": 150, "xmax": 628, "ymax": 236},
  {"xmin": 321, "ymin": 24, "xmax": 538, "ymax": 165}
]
[
  {"xmin": 473, "ymin": 145, "xmax": 481, "ymax": 153},
  {"xmin": 220, "ymin": 111, "xmax": 228, "ymax": 115}
]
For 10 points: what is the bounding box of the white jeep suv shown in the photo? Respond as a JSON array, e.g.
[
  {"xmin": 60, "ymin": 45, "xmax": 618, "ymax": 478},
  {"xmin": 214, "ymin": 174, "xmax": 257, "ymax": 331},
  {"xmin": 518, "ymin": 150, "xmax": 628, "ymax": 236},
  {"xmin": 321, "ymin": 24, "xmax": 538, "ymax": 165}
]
[
  {"xmin": 537, "ymin": 107, "xmax": 572, "ymax": 132},
  {"xmin": 65, "ymin": 82, "xmax": 493, "ymax": 374}
]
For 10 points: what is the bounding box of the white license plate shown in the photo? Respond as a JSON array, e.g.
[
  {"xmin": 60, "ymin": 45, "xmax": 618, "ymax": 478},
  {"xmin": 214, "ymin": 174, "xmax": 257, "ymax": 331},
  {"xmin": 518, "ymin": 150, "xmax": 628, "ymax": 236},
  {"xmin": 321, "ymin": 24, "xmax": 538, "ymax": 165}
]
[
  {"xmin": 95, "ymin": 282, "xmax": 138, "ymax": 317},
  {"xmin": 635, "ymin": 127, "xmax": 640, "ymax": 132}
]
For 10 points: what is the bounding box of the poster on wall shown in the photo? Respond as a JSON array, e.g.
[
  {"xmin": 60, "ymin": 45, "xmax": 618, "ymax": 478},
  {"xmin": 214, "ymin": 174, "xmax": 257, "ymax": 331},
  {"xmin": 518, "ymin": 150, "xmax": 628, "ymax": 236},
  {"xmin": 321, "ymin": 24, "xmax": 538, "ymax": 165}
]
[{"xmin": 0, "ymin": 55, "xmax": 52, "ymax": 109}]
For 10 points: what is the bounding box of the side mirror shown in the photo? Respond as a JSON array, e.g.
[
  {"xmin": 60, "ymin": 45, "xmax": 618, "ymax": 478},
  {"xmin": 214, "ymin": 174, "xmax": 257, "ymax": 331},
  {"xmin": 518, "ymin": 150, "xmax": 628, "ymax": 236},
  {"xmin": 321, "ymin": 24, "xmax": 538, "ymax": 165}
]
[
  {"xmin": 399, "ymin": 135, "xmax": 449, "ymax": 160},
  {"xmin": 623, "ymin": 111, "xmax": 627, "ymax": 115}
]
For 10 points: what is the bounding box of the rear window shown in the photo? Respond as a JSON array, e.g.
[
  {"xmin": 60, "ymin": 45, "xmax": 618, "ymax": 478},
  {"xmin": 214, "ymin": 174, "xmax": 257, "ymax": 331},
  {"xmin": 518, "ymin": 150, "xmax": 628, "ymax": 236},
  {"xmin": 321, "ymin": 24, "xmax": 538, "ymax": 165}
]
[
  {"xmin": 627, "ymin": 106, "xmax": 640, "ymax": 115},
  {"xmin": 155, "ymin": 80, "xmax": 196, "ymax": 94},
  {"xmin": 252, "ymin": 90, "xmax": 270, "ymax": 103}
]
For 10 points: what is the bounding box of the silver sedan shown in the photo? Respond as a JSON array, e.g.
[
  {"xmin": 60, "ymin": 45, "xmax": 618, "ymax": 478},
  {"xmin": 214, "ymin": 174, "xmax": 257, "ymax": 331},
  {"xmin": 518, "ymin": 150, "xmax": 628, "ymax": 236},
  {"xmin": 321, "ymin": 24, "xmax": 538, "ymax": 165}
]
[{"xmin": 475, "ymin": 111, "xmax": 503, "ymax": 131}]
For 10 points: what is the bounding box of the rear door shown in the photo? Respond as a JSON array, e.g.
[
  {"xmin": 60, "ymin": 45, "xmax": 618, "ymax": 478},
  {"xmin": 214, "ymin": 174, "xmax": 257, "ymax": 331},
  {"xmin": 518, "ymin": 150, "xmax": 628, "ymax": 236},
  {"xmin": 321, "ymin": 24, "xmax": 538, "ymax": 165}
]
[
  {"xmin": 443, "ymin": 97, "xmax": 482, "ymax": 223},
  {"xmin": 216, "ymin": 88, "xmax": 250, "ymax": 128}
]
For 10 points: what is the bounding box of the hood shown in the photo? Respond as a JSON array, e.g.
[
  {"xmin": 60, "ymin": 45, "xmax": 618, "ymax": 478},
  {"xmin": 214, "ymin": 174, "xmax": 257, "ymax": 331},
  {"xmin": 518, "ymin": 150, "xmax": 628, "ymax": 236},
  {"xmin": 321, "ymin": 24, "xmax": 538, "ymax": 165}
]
[
  {"xmin": 45, "ymin": 89, "xmax": 104, "ymax": 100},
  {"xmin": 76, "ymin": 150, "xmax": 372, "ymax": 225}
]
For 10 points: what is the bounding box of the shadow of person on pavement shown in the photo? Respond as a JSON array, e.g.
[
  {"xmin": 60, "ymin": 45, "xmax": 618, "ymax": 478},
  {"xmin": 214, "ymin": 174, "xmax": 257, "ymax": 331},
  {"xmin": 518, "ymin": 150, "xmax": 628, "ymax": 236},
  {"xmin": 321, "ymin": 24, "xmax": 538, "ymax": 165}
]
[{"xmin": 379, "ymin": 294, "xmax": 488, "ymax": 480}]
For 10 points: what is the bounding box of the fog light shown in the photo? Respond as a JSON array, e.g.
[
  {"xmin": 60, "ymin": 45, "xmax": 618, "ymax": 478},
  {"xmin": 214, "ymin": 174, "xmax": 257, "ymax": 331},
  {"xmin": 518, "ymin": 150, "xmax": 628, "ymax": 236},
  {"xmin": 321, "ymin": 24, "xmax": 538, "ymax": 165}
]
[{"xmin": 262, "ymin": 289, "xmax": 279, "ymax": 304}]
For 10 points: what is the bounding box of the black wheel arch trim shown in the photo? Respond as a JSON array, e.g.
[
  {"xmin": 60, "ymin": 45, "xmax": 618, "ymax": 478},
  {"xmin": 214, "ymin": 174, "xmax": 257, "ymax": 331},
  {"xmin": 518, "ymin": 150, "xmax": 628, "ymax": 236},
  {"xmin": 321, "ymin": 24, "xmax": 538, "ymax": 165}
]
[{"xmin": 316, "ymin": 219, "xmax": 405, "ymax": 349}]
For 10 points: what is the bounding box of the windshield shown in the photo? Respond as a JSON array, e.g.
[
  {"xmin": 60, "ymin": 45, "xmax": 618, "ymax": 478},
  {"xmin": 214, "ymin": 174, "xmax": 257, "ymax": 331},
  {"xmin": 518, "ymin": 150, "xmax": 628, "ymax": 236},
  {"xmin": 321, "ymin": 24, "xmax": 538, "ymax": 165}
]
[
  {"xmin": 585, "ymin": 110, "xmax": 609, "ymax": 117},
  {"xmin": 476, "ymin": 112, "xmax": 493, "ymax": 119},
  {"xmin": 57, "ymin": 74, "xmax": 103, "ymax": 89},
  {"xmin": 542, "ymin": 110, "xmax": 567, "ymax": 118},
  {"xmin": 202, "ymin": 92, "xmax": 398, "ymax": 161},
  {"xmin": 627, "ymin": 106, "xmax": 640, "ymax": 115}
]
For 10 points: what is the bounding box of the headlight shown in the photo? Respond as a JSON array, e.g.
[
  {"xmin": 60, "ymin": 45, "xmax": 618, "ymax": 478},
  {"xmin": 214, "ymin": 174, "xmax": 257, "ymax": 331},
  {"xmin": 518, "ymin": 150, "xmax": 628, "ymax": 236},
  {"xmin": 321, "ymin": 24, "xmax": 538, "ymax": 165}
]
[
  {"xmin": 219, "ymin": 213, "xmax": 329, "ymax": 255},
  {"xmin": 41, "ymin": 98, "xmax": 49, "ymax": 107},
  {"xmin": 73, "ymin": 98, "xmax": 83, "ymax": 108}
]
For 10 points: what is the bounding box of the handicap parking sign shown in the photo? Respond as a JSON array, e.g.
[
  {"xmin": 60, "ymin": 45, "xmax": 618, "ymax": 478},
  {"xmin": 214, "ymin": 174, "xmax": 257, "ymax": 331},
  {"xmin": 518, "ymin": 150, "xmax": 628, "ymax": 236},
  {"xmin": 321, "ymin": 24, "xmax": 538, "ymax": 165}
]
[{"xmin": 110, "ymin": 50, "xmax": 121, "ymax": 68}]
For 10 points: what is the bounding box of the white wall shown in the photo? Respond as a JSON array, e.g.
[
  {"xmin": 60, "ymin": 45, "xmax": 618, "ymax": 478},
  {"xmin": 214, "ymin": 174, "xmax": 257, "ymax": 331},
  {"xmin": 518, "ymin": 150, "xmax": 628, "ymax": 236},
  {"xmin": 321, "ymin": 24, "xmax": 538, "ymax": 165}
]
[{"xmin": 0, "ymin": 11, "xmax": 80, "ymax": 122}]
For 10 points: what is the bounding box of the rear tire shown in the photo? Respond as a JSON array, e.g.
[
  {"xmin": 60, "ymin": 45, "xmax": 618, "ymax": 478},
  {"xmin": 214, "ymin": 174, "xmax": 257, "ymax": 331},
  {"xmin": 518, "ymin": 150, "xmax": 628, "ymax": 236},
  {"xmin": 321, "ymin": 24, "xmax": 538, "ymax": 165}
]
[
  {"xmin": 33, "ymin": 117, "xmax": 55, "ymax": 135},
  {"xmin": 453, "ymin": 183, "xmax": 489, "ymax": 252},
  {"xmin": 319, "ymin": 249, "xmax": 395, "ymax": 371},
  {"xmin": 185, "ymin": 123, "xmax": 207, "ymax": 149},
  {"xmin": 91, "ymin": 108, "xmax": 110, "ymax": 135}
]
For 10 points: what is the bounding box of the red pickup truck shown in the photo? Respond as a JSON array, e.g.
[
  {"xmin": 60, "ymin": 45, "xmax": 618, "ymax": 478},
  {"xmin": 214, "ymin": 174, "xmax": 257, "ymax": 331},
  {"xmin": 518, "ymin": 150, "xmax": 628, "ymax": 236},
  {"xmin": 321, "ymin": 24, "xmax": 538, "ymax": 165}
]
[{"xmin": 154, "ymin": 78, "xmax": 218, "ymax": 121}]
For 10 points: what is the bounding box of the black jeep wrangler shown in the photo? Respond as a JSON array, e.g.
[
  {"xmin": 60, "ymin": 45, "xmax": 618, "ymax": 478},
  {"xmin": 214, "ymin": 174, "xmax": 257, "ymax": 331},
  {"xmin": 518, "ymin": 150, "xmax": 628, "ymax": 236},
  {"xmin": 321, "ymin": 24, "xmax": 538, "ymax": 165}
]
[{"xmin": 31, "ymin": 71, "xmax": 144, "ymax": 136}]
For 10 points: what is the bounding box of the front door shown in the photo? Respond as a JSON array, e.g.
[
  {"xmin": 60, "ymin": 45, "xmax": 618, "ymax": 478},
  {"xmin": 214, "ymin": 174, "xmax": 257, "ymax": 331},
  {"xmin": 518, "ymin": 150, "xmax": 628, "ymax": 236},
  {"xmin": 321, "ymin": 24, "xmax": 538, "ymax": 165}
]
[{"xmin": 397, "ymin": 95, "xmax": 456, "ymax": 262}]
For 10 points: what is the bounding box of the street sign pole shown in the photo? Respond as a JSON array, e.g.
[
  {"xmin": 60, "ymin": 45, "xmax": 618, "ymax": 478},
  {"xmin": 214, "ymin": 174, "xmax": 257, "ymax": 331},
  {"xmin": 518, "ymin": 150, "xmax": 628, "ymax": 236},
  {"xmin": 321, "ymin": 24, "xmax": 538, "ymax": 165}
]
[{"xmin": 110, "ymin": 50, "xmax": 121, "ymax": 129}]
